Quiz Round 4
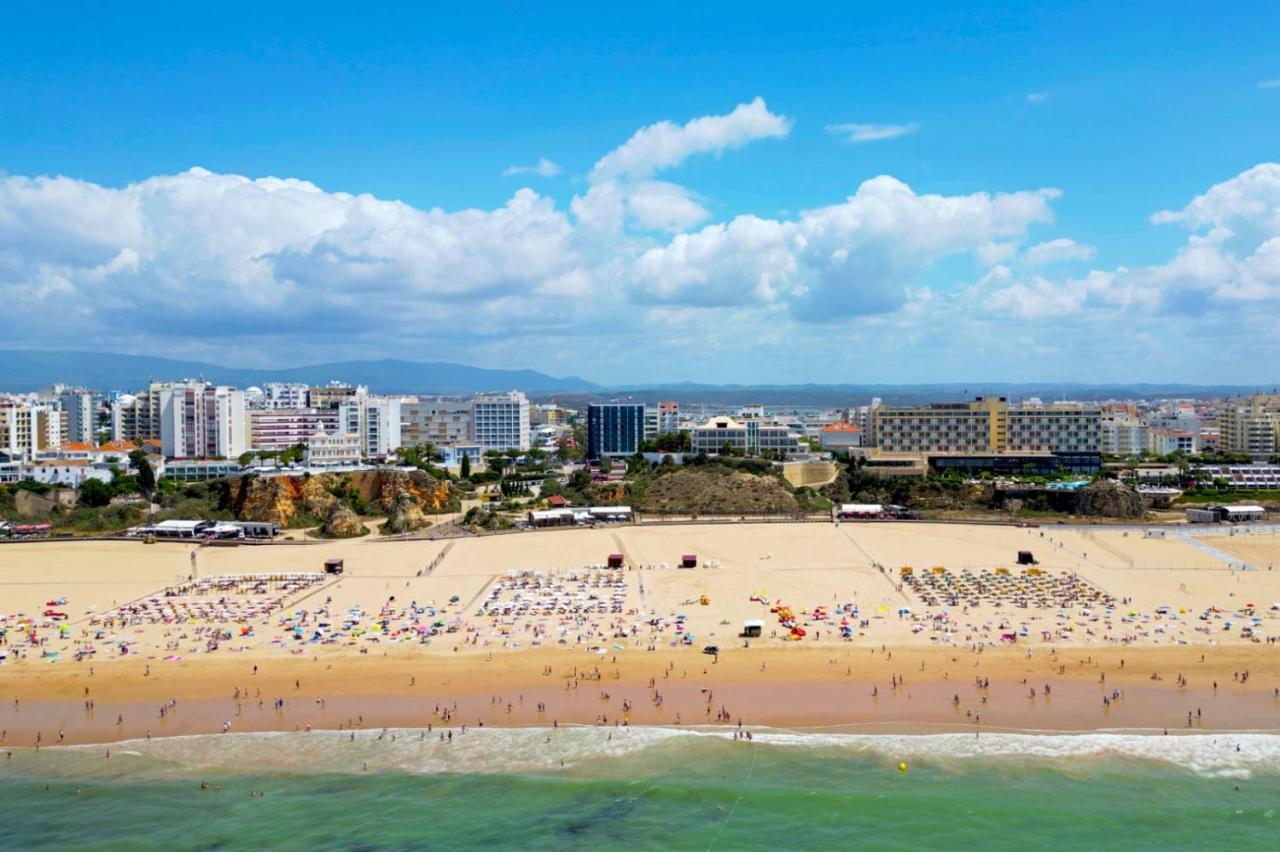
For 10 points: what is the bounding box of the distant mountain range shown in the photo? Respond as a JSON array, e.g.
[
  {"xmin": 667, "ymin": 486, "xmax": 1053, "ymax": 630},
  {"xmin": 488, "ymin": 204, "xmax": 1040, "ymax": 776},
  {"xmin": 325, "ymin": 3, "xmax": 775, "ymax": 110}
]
[
  {"xmin": 0, "ymin": 350, "xmax": 602, "ymax": 395},
  {"xmin": 0, "ymin": 350, "xmax": 1274, "ymax": 402}
]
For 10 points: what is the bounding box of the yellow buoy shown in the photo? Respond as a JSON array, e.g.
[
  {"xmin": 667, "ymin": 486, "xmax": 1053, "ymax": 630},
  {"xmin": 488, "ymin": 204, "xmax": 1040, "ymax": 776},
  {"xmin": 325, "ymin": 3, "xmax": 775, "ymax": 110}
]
[{"xmin": 898, "ymin": 762, "xmax": 907, "ymax": 773}]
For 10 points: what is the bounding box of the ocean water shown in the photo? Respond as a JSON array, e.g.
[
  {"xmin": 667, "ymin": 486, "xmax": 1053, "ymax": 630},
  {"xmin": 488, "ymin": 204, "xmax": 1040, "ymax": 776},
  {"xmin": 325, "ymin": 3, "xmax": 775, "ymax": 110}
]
[{"xmin": 3, "ymin": 727, "xmax": 1279, "ymax": 850}]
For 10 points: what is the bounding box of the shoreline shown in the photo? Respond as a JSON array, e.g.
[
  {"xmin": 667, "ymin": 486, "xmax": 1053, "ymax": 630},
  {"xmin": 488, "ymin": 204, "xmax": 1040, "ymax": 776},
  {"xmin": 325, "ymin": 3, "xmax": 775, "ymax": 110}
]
[{"xmin": 5, "ymin": 645, "xmax": 1280, "ymax": 748}]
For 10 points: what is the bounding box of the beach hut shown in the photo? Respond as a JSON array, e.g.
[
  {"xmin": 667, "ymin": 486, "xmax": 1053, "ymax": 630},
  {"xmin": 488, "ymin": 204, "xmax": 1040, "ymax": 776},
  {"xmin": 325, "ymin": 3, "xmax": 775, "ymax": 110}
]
[
  {"xmin": 741, "ymin": 619, "xmax": 764, "ymax": 638},
  {"xmin": 324, "ymin": 559, "xmax": 345, "ymax": 575},
  {"xmin": 607, "ymin": 553, "xmax": 624, "ymax": 569},
  {"xmin": 680, "ymin": 554, "xmax": 698, "ymax": 569}
]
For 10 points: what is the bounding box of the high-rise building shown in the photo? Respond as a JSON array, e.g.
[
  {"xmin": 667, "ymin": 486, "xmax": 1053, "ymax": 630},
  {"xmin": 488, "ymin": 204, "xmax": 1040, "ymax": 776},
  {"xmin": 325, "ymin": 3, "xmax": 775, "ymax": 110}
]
[
  {"xmin": 58, "ymin": 390, "xmax": 97, "ymax": 445},
  {"xmin": 470, "ymin": 392, "xmax": 530, "ymax": 452},
  {"xmin": 1100, "ymin": 413, "xmax": 1149, "ymax": 456},
  {"xmin": 338, "ymin": 395, "xmax": 402, "ymax": 457},
  {"xmin": 587, "ymin": 403, "xmax": 647, "ymax": 458},
  {"xmin": 1219, "ymin": 395, "xmax": 1280, "ymax": 459},
  {"xmin": 158, "ymin": 383, "xmax": 248, "ymax": 459},
  {"xmin": 656, "ymin": 401, "xmax": 680, "ymax": 434},
  {"xmin": 249, "ymin": 409, "xmax": 339, "ymax": 452},
  {"xmin": 0, "ymin": 402, "xmax": 62, "ymax": 460},
  {"xmin": 401, "ymin": 399, "xmax": 471, "ymax": 447},
  {"xmin": 262, "ymin": 382, "xmax": 311, "ymax": 410},
  {"xmin": 110, "ymin": 393, "xmax": 153, "ymax": 443},
  {"xmin": 871, "ymin": 397, "xmax": 1100, "ymax": 454},
  {"xmin": 308, "ymin": 383, "xmax": 369, "ymax": 410}
]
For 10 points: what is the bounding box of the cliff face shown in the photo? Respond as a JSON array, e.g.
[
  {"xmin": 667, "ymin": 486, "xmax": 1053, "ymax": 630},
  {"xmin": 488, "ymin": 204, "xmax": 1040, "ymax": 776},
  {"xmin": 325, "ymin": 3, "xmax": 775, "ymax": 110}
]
[
  {"xmin": 229, "ymin": 469, "xmax": 457, "ymax": 529},
  {"xmin": 230, "ymin": 475, "xmax": 338, "ymax": 527}
]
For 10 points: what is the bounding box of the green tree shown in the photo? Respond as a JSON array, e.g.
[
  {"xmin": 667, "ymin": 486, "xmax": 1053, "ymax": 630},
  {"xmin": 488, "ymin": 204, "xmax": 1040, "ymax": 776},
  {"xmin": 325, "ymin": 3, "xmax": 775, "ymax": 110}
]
[
  {"xmin": 460, "ymin": 453, "xmax": 472, "ymax": 479},
  {"xmin": 78, "ymin": 477, "xmax": 113, "ymax": 507},
  {"xmin": 237, "ymin": 451, "xmax": 254, "ymax": 466},
  {"xmin": 129, "ymin": 449, "xmax": 156, "ymax": 496}
]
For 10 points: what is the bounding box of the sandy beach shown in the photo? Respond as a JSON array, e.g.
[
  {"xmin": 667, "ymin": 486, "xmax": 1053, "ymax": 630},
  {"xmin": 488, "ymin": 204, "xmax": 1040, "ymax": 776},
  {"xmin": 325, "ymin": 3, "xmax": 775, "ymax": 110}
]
[{"xmin": 4, "ymin": 521, "xmax": 1280, "ymax": 747}]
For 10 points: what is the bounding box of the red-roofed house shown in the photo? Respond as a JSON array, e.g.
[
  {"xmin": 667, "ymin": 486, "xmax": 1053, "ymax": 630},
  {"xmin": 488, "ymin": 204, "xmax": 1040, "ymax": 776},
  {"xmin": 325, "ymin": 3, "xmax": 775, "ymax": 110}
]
[{"xmin": 818, "ymin": 422, "xmax": 863, "ymax": 451}]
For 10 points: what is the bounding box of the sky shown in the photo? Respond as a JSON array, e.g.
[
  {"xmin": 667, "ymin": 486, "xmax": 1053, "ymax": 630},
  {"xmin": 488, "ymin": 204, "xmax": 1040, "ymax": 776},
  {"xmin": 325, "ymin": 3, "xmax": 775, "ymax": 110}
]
[{"xmin": 1, "ymin": 1, "xmax": 1278, "ymax": 385}]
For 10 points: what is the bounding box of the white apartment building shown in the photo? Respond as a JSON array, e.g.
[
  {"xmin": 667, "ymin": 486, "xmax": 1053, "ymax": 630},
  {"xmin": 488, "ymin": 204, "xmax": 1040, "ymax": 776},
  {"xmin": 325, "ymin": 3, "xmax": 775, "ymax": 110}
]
[
  {"xmin": 401, "ymin": 399, "xmax": 471, "ymax": 447},
  {"xmin": 338, "ymin": 395, "xmax": 402, "ymax": 457},
  {"xmin": 158, "ymin": 383, "xmax": 248, "ymax": 459},
  {"xmin": 110, "ymin": 393, "xmax": 152, "ymax": 443},
  {"xmin": 249, "ymin": 408, "xmax": 340, "ymax": 452},
  {"xmin": 471, "ymin": 392, "xmax": 530, "ymax": 452},
  {"xmin": 304, "ymin": 431, "xmax": 363, "ymax": 466},
  {"xmin": 59, "ymin": 390, "xmax": 97, "ymax": 445},
  {"xmin": 1220, "ymin": 395, "xmax": 1280, "ymax": 459},
  {"xmin": 690, "ymin": 416, "xmax": 804, "ymax": 457},
  {"xmin": 17, "ymin": 460, "xmax": 114, "ymax": 488},
  {"xmin": 656, "ymin": 401, "xmax": 680, "ymax": 434},
  {"xmin": 1101, "ymin": 414, "xmax": 1150, "ymax": 456},
  {"xmin": 0, "ymin": 402, "xmax": 62, "ymax": 461},
  {"xmin": 262, "ymin": 382, "xmax": 311, "ymax": 409},
  {"xmin": 1147, "ymin": 428, "xmax": 1200, "ymax": 456}
]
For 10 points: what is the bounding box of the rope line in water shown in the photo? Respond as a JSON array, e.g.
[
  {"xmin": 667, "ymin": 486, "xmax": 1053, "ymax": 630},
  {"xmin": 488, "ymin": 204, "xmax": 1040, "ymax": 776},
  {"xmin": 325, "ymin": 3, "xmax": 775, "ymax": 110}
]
[{"xmin": 706, "ymin": 740, "xmax": 758, "ymax": 852}]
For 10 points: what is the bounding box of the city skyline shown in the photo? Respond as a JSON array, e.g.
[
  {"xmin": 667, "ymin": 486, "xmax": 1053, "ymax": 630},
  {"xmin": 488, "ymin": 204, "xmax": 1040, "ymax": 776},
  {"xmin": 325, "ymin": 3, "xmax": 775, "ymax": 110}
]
[{"xmin": 2, "ymin": 3, "xmax": 1279, "ymax": 384}]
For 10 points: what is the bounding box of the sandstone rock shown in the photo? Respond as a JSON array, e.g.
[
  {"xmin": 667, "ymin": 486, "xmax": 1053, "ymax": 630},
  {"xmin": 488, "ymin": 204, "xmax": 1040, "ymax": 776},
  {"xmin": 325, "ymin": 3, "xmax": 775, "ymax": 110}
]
[
  {"xmin": 322, "ymin": 504, "xmax": 365, "ymax": 538},
  {"xmin": 384, "ymin": 490, "xmax": 431, "ymax": 534},
  {"xmin": 1076, "ymin": 480, "xmax": 1144, "ymax": 519}
]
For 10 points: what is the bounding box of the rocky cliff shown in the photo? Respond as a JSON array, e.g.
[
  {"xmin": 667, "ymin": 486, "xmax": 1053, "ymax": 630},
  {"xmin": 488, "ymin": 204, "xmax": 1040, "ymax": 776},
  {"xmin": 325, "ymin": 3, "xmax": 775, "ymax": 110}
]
[{"xmin": 229, "ymin": 469, "xmax": 457, "ymax": 529}]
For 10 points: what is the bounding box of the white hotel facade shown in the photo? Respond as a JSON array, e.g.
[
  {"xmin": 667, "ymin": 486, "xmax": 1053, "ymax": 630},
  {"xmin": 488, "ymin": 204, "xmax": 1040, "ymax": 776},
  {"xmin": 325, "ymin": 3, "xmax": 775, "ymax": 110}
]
[{"xmin": 470, "ymin": 391, "xmax": 530, "ymax": 452}]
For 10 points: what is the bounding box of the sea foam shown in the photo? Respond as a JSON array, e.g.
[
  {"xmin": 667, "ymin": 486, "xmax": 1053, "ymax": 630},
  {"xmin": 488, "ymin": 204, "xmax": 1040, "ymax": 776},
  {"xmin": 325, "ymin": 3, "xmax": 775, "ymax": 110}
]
[{"xmin": 49, "ymin": 725, "xmax": 1280, "ymax": 781}]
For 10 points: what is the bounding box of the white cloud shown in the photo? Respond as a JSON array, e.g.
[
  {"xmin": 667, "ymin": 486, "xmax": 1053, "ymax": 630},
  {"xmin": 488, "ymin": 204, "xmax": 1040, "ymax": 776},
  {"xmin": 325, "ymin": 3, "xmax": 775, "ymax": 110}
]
[
  {"xmin": 1026, "ymin": 92, "xmax": 1048, "ymax": 103},
  {"xmin": 826, "ymin": 123, "xmax": 918, "ymax": 143},
  {"xmin": 624, "ymin": 181, "xmax": 709, "ymax": 233},
  {"xmin": 502, "ymin": 158, "xmax": 561, "ymax": 178},
  {"xmin": 1259, "ymin": 79, "xmax": 1280, "ymax": 90},
  {"xmin": 1024, "ymin": 238, "xmax": 1095, "ymax": 265},
  {"xmin": 984, "ymin": 163, "xmax": 1280, "ymax": 319},
  {"xmin": 629, "ymin": 175, "xmax": 1058, "ymax": 318},
  {"xmin": 0, "ymin": 168, "xmax": 585, "ymax": 344},
  {"xmin": 589, "ymin": 97, "xmax": 790, "ymax": 182}
]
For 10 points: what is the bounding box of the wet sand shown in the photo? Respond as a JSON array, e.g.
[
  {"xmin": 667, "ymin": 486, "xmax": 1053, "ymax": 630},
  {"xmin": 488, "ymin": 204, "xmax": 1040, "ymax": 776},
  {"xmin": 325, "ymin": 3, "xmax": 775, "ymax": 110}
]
[{"xmin": 3, "ymin": 645, "xmax": 1280, "ymax": 747}]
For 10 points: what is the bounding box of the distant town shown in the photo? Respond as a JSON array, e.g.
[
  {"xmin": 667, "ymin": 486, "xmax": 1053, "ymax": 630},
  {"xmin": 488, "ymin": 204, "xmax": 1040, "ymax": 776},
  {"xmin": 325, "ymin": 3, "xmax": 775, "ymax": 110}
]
[{"xmin": 2, "ymin": 377, "xmax": 1279, "ymax": 537}]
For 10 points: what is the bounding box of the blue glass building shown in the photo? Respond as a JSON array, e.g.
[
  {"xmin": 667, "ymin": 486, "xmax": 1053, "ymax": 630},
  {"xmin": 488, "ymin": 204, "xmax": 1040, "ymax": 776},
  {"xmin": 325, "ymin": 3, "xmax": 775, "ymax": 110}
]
[{"xmin": 586, "ymin": 403, "xmax": 647, "ymax": 459}]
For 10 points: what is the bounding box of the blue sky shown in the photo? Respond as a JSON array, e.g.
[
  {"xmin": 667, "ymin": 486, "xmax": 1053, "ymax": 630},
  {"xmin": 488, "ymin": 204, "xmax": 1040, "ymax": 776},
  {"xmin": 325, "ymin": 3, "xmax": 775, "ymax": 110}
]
[{"xmin": 1, "ymin": 2, "xmax": 1278, "ymax": 384}]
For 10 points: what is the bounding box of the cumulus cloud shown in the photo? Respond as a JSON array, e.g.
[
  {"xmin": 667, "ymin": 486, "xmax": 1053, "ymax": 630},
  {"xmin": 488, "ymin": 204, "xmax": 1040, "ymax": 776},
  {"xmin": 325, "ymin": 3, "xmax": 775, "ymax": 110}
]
[
  {"xmin": 0, "ymin": 167, "xmax": 585, "ymax": 343},
  {"xmin": 1259, "ymin": 80, "xmax": 1280, "ymax": 90},
  {"xmin": 624, "ymin": 181, "xmax": 710, "ymax": 233},
  {"xmin": 1026, "ymin": 92, "xmax": 1048, "ymax": 103},
  {"xmin": 502, "ymin": 158, "xmax": 561, "ymax": 178},
  {"xmin": 1024, "ymin": 238, "xmax": 1095, "ymax": 265},
  {"xmin": 983, "ymin": 163, "xmax": 1280, "ymax": 318},
  {"xmin": 589, "ymin": 97, "xmax": 790, "ymax": 182},
  {"xmin": 826, "ymin": 122, "xmax": 918, "ymax": 143},
  {"xmin": 629, "ymin": 175, "xmax": 1059, "ymax": 319},
  {"xmin": 12, "ymin": 100, "xmax": 1275, "ymax": 382}
]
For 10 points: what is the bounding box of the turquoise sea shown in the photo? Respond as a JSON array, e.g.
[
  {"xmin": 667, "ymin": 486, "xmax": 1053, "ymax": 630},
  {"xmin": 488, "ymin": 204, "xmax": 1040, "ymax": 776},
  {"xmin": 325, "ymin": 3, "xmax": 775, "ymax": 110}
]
[{"xmin": 3, "ymin": 727, "xmax": 1279, "ymax": 850}]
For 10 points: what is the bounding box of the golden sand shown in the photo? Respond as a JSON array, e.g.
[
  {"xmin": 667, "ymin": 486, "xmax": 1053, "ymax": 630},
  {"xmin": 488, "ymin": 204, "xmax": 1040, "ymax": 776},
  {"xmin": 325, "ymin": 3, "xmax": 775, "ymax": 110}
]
[{"xmin": 3, "ymin": 522, "xmax": 1280, "ymax": 745}]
